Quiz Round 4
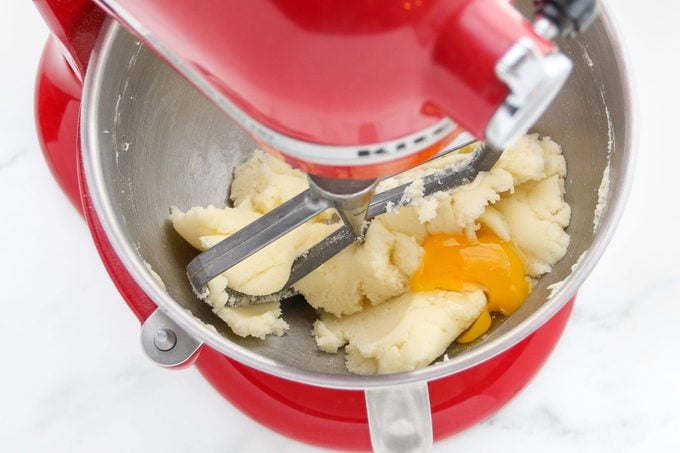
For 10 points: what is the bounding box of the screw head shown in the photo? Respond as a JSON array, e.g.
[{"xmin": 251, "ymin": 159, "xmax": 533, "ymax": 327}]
[{"xmin": 153, "ymin": 328, "xmax": 177, "ymax": 351}]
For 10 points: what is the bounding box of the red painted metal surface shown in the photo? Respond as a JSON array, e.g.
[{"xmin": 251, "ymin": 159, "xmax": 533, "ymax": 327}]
[
  {"xmin": 92, "ymin": 0, "xmax": 553, "ymax": 179},
  {"xmin": 35, "ymin": 37, "xmax": 84, "ymax": 213},
  {"xmin": 95, "ymin": 0, "xmax": 550, "ymax": 146},
  {"xmin": 35, "ymin": 4, "xmax": 575, "ymax": 449},
  {"xmin": 34, "ymin": 0, "xmax": 105, "ymax": 81},
  {"xmin": 196, "ymin": 300, "xmax": 573, "ymax": 451}
]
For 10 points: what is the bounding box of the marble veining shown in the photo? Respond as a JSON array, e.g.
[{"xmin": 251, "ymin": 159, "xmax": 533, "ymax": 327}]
[{"xmin": 0, "ymin": 148, "xmax": 29, "ymax": 170}]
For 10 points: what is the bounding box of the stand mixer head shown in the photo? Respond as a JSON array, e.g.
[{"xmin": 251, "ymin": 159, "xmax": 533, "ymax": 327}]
[
  {"xmin": 36, "ymin": 0, "xmax": 599, "ymax": 302},
  {"xmin": 45, "ymin": 0, "xmax": 593, "ymax": 299},
  {"xmin": 36, "ymin": 0, "xmax": 598, "ymax": 299},
  {"xmin": 84, "ymin": 0, "xmax": 595, "ymax": 173}
]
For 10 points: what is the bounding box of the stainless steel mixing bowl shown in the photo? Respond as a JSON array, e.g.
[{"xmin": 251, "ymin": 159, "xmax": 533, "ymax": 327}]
[{"xmin": 81, "ymin": 1, "xmax": 634, "ymax": 391}]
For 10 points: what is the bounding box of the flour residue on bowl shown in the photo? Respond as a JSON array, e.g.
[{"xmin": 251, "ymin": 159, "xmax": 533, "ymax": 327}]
[
  {"xmin": 579, "ymin": 42, "xmax": 595, "ymax": 68},
  {"xmin": 143, "ymin": 260, "xmax": 167, "ymax": 291},
  {"xmin": 593, "ymin": 88, "xmax": 614, "ymax": 234},
  {"xmin": 593, "ymin": 163, "xmax": 611, "ymax": 233},
  {"xmin": 547, "ymin": 250, "xmax": 587, "ymax": 298}
]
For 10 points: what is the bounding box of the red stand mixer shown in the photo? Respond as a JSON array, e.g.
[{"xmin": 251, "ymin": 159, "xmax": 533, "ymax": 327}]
[{"xmin": 34, "ymin": 0, "xmax": 634, "ymax": 450}]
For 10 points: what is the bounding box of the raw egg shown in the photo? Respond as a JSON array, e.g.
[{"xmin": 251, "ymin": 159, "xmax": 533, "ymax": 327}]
[{"xmin": 411, "ymin": 228, "xmax": 529, "ymax": 342}]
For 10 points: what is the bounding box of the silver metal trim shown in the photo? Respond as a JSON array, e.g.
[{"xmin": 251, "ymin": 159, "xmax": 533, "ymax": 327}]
[
  {"xmin": 365, "ymin": 382, "xmax": 433, "ymax": 453},
  {"xmin": 534, "ymin": 17, "xmax": 560, "ymax": 40},
  {"xmin": 81, "ymin": 0, "xmax": 636, "ymax": 390},
  {"xmin": 140, "ymin": 308, "xmax": 203, "ymax": 367},
  {"xmin": 486, "ymin": 39, "xmax": 573, "ymax": 149}
]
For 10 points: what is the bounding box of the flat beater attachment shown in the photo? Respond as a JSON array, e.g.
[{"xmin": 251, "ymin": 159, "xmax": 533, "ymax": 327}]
[{"xmin": 186, "ymin": 140, "xmax": 502, "ymax": 306}]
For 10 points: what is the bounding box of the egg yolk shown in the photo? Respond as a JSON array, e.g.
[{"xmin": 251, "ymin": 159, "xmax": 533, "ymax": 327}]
[{"xmin": 411, "ymin": 228, "xmax": 529, "ymax": 342}]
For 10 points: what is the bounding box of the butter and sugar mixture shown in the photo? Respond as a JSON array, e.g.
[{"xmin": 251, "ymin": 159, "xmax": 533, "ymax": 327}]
[{"xmin": 170, "ymin": 134, "xmax": 570, "ymax": 374}]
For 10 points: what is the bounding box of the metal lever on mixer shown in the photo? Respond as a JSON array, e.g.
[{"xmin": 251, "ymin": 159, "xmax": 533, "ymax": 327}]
[
  {"xmin": 534, "ymin": 0, "xmax": 599, "ymax": 38},
  {"xmin": 187, "ymin": 142, "xmax": 504, "ymax": 307}
]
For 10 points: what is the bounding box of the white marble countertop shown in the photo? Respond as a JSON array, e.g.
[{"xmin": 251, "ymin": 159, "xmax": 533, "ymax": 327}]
[{"xmin": 2, "ymin": 1, "xmax": 679, "ymax": 451}]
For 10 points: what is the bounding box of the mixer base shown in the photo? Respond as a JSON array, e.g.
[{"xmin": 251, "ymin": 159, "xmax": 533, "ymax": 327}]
[
  {"xmin": 195, "ymin": 304, "xmax": 572, "ymax": 451},
  {"xmin": 36, "ymin": 36, "xmax": 575, "ymax": 452}
]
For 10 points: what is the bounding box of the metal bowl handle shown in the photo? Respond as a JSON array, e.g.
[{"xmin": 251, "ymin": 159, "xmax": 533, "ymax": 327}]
[
  {"xmin": 366, "ymin": 382, "xmax": 433, "ymax": 452},
  {"xmin": 140, "ymin": 309, "xmax": 203, "ymax": 368}
]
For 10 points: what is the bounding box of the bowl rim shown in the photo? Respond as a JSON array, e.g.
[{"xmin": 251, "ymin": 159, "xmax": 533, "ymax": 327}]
[{"xmin": 80, "ymin": 3, "xmax": 637, "ymax": 390}]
